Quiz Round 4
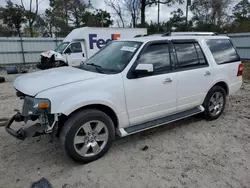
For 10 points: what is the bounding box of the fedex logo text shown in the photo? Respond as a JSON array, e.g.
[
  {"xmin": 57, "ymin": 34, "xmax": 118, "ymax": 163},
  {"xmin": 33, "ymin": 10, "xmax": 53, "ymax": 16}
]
[{"xmin": 89, "ymin": 34, "xmax": 120, "ymax": 49}]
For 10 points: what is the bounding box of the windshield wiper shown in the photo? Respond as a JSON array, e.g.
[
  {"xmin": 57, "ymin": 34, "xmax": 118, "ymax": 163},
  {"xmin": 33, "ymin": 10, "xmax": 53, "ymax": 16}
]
[{"xmin": 86, "ymin": 63, "xmax": 103, "ymax": 73}]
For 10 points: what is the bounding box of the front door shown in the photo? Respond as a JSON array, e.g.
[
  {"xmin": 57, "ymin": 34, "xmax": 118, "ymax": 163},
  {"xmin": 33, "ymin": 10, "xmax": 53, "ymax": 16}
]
[
  {"xmin": 65, "ymin": 42, "xmax": 85, "ymax": 66},
  {"xmin": 123, "ymin": 42, "xmax": 178, "ymax": 125},
  {"xmin": 171, "ymin": 40, "xmax": 214, "ymax": 111}
]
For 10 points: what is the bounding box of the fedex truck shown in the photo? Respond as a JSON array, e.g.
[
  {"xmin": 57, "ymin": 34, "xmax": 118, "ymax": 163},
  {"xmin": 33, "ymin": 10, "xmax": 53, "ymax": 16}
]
[{"xmin": 37, "ymin": 27, "xmax": 147, "ymax": 69}]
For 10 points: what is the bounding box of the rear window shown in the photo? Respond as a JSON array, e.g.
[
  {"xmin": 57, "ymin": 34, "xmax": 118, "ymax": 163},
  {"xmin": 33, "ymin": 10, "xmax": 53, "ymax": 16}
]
[{"xmin": 206, "ymin": 39, "xmax": 240, "ymax": 64}]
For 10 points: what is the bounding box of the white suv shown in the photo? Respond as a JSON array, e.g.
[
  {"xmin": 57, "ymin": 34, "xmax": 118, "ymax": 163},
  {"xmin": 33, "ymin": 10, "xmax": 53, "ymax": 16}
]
[{"xmin": 6, "ymin": 34, "xmax": 243, "ymax": 163}]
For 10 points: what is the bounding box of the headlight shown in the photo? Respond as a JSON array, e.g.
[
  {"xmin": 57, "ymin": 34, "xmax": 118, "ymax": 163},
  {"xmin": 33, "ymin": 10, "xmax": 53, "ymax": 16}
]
[
  {"xmin": 22, "ymin": 97, "xmax": 51, "ymax": 116},
  {"xmin": 32, "ymin": 98, "xmax": 51, "ymax": 114}
]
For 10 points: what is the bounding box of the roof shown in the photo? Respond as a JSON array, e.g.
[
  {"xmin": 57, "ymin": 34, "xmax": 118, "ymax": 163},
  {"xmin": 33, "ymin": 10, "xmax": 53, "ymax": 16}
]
[{"xmin": 118, "ymin": 35, "xmax": 230, "ymax": 43}]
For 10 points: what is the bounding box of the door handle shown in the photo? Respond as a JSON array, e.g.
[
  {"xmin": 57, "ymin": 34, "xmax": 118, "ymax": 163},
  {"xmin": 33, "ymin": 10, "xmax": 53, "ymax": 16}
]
[
  {"xmin": 163, "ymin": 78, "xmax": 172, "ymax": 83},
  {"xmin": 205, "ymin": 71, "xmax": 211, "ymax": 76}
]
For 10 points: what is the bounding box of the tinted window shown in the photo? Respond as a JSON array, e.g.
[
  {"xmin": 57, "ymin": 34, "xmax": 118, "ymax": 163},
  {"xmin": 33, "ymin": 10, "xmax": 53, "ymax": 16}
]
[
  {"xmin": 195, "ymin": 43, "xmax": 207, "ymax": 65},
  {"xmin": 138, "ymin": 43, "xmax": 171, "ymax": 73},
  {"xmin": 174, "ymin": 43, "xmax": 199, "ymax": 68},
  {"xmin": 69, "ymin": 42, "xmax": 82, "ymax": 53},
  {"xmin": 174, "ymin": 43, "xmax": 208, "ymax": 69},
  {"xmin": 206, "ymin": 39, "xmax": 240, "ymax": 64}
]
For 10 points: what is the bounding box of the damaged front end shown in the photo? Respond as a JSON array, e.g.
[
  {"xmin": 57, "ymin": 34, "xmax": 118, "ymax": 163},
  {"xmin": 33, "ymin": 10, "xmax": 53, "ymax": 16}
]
[
  {"xmin": 5, "ymin": 93, "xmax": 59, "ymax": 140},
  {"xmin": 37, "ymin": 50, "xmax": 67, "ymax": 70},
  {"xmin": 36, "ymin": 55, "xmax": 56, "ymax": 70}
]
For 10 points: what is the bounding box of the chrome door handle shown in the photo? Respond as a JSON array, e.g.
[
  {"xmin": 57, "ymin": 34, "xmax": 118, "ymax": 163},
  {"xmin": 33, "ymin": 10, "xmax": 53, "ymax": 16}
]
[
  {"xmin": 163, "ymin": 78, "xmax": 172, "ymax": 83},
  {"xmin": 205, "ymin": 71, "xmax": 211, "ymax": 76}
]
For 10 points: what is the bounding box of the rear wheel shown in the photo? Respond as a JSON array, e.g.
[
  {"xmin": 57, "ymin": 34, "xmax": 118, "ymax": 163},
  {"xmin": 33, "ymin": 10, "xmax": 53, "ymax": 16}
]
[
  {"xmin": 203, "ymin": 86, "xmax": 226, "ymax": 120},
  {"xmin": 60, "ymin": 109, "xmax": 115, "ymax": 163}
]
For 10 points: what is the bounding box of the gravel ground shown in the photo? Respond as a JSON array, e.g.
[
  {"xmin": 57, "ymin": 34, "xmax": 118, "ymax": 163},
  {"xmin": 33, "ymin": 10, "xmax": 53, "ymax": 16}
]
[{"xmin": 0, "ymin": 73, "xmax": 249, "ymax": 188}]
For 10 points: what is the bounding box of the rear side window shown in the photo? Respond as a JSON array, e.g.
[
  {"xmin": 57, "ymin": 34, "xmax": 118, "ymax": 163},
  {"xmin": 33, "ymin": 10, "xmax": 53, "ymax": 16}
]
[
  {"xmin": 206, "ymin": 39, "xmax": 240, "ymax": 64},
  {"xmin": 174, "ymin": 42, "xmax": 207, "ymax": 69}
]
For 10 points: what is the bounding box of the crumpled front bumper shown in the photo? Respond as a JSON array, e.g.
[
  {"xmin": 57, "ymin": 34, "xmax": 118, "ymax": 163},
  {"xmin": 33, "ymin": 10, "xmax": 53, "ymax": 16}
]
[{"xmin": 5, "ymin": 112, "xmax": 45, "ymax": 140}]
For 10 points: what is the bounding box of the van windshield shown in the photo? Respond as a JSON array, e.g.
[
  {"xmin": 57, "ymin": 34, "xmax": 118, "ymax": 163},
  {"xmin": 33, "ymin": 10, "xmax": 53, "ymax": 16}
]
[
  {"xmin": 81, "ymin": 41, "xmax": 142, "ymax": 74},
  {"xmin": 55, "ymin": 42, "xmax": 70, "ymax": 53}
]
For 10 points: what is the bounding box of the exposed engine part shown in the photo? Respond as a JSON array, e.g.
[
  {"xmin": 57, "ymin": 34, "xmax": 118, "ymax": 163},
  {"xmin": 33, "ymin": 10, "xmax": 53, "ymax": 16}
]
[{"xmin": 45, "ymin": 114, "xmax": 60, "ymax": 133}]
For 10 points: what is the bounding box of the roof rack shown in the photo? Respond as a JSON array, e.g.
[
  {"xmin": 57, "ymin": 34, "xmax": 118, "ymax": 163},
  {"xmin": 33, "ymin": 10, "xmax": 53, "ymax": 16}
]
[
  {"xmin": 161, "ymin": 32, "xmax": 218, "ymax": 36},
  {"xmin": 134, "ymin": 32, "xmax": 218, "ymax": 38},
  {"xmin": 134, "ymin": 34, "xmax": 149, "ymax": 38}
]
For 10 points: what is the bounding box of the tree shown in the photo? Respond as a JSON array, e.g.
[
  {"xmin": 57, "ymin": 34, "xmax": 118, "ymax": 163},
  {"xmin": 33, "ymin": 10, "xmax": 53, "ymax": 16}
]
[
  {"xmin": 139, "ymin": 0, "xmax": 183, "ymax": 27},
  {"xmin": 0, "ymin": 0, "xmax": 26, "ymax": 37},
  {"xmin": 82, "ymin": 9, "xmax": 113, "ymax": 27},
  {"xmin": 167, "ymin": 8, "xmax": 187, "ymax": 31},
  {"xmin": 48, "ymin": 0, "xmax": 72, "ymax": 36},
  {"xmin": 146, "ymin": 21, "xmax": 167, "ymax": 34},
  {"xmin": 0, "ymin": 25, "xmax": 12, "ymax": 37},
  {"xmin": 124, "ymin": 0, "xmax": 140, "ymax": 27},
  {"xmin": 68, "ymin": 0, "xmax": 86, "ymax": 27},
  {"xmin": 233, "ymin": 0, "xmax": 250, "ymax": 22},
  {"xmin": 105, "ymin": 0, "xmax": 125, "ymax": 27},
  {"xmin": 42, "ymin": 8, "xmax": 54, "ymax": 37},
  {"xmin": 190, "ymin": 0, "xmax": 231, "ymax": 30},
  {"xmin": 20, "ymin": 0, "xmax": 41, "ymax": 37}
]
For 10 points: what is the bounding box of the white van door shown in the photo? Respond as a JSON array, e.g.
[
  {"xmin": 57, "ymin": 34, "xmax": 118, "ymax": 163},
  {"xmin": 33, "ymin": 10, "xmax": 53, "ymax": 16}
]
[{"xmin": 64, "ymin": 42, "xmax": 86, "ymax": 66}]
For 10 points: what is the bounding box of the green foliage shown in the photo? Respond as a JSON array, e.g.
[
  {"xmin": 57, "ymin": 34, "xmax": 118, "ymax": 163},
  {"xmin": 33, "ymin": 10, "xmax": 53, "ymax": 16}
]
[
  {"xmin": 0, "ymin": 0, "xmax": 26, "ymax": 36},
  {"xmin": 1, "ymin": 0, "xmax": 250, "ymax": 37},
  {"xmin": 146, "ymin": 21, "xmax": 167, "ymax": 34},
  {"xmin": 167, "ymin": 8, "xmax": 189, "ymax": 31},
  {"xmin": 233, "ymin": 0, "xmax": 250, "ymax": 22},
  {"xmin": 82, "ymin": 9, "xmax": 113, "ymax": 27}
]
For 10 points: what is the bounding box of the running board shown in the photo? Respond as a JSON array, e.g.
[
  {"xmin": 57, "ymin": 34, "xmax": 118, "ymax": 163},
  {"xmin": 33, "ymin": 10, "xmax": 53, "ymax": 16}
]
[{"xmin": 118, "ymin": 106, "xmax": 204, "ymax": 137}]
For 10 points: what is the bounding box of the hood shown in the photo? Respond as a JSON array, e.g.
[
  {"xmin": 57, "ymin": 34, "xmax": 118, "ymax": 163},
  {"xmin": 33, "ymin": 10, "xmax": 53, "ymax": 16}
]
[
  {"xmin": 41, "ymin": 50, "xmax": 58, "ymax": 58},
  {"xmin": 14, "ymin": 67, "xmax": 104, "ymax": 96}
]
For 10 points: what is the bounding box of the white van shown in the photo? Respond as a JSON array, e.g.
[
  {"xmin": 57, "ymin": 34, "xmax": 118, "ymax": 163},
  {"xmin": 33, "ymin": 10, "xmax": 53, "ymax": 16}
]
[{"xmin": 37, "ymin": 27, "xmax": 147, "ymax": 69}]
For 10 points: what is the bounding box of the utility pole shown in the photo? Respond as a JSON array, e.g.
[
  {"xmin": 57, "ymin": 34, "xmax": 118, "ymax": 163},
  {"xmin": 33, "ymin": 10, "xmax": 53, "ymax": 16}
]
[
  {"xmin": 186, "ymin": 0, "xmax": 191, "ymax": 28},
  {"xmin": 101, "ymin": 11, "xmax": 104, "ymax": 27},
  {"xmin": 157, "ymin": 0, "xmax": 160, "ymax": 32}
]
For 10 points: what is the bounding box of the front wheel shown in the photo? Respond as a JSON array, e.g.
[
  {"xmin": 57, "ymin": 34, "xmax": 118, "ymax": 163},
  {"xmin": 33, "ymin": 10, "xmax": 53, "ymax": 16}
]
[
  {"xmin": 203, "ymin": 86, "xmax": 226, "ymax": 120},
  {"xmin": 54, "ymin": 61, "xmax": 67, "ymax": 68},
  {"xmin": 60, "ymin": 109, "xmax": 115, "ymax": 163}
]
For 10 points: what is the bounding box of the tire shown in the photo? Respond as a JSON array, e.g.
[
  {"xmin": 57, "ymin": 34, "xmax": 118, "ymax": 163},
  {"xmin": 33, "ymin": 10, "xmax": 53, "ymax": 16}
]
[
  {"xmin": 6, "ymin": 67, "xmax": 18, "ymax": 74},
  {"xmin": 203, "ymin": 86, "xmax": 226, "ymax": 120},
  {"xmin": 54, "ymin": 61, "xmax": 67, "ymax": 68},
  {"xmin": 60, "ymin": 109, "xmax": 115, "ymax": 163},
  {"xmin": 0, "ymin": 77, "xmax": 5, "ymax": 83}
]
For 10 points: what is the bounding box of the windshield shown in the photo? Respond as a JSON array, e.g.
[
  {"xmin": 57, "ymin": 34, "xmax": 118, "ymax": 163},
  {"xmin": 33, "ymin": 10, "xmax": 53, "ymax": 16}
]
[
  {"xmin": 55, "ymin": 42, "xmax": 70, "ymax": 53},
  {"xmin": 81, "ymin": 41, "xmax": 142, "ymax": 74}
]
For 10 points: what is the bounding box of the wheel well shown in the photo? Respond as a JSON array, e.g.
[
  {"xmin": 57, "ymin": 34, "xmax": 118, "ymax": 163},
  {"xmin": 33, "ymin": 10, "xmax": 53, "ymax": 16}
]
[
  {"xmin": 56, "ymin": 60, "xmax": 68, "ymax": 66},
  {"xmin": 214, "ymin": 82, "xmax": 229, "ymax": 95},
  {"xmin": 57, "ymin": 104, "xmax": 118, "ymax": 136}
]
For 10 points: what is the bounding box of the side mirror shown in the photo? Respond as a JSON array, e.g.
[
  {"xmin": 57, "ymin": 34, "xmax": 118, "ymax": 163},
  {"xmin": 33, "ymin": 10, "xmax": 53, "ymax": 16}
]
[{"xmin": 133, "ymin": 64, "xmax": 154, "ymax": 77}]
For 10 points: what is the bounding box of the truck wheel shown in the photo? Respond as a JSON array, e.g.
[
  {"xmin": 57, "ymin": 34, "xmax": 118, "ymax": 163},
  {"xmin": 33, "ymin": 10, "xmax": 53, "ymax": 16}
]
[
  {"xmin": 60, "ymin": 109, "xmax": 115, "ymax": 163},
  {"xmin": 54, "ymin": 61, "xmax": 67, "ymax": 67},
  {"xmin": 203, "ymin": 86, "xmax": 226, "ymax": 120}
]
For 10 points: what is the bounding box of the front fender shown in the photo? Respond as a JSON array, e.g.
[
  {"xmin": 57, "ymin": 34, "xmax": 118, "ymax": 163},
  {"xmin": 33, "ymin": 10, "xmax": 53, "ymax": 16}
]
[
  {"xmin": 56, "ymin": 92, "xmax": 120, "ymax": 116},
  {"xmin": 54, "ymin": 53, "xmax": 67, "ymax": 63}
]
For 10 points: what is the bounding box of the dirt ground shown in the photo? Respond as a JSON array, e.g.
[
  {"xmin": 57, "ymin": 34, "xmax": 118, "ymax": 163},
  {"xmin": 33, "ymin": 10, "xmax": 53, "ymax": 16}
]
[{"xmin": 0, "ymin": 72, "xmax": 249, "ymax": 188}]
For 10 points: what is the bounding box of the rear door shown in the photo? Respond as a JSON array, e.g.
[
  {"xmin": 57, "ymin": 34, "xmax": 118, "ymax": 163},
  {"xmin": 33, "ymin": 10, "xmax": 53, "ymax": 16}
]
[
  {"xmin": 205, "ymin": 39, "xmax": 242, "ymax": 95},
  {"xmin": 171, "ymin": 40, "xmax": 214, "ymax": 111}
]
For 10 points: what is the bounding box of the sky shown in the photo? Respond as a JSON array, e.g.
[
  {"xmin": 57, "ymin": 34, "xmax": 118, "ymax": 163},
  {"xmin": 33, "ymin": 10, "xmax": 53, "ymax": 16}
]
[{"xmin": 1, "ymin": 0, "xmax": 242, "ymax": 25}]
